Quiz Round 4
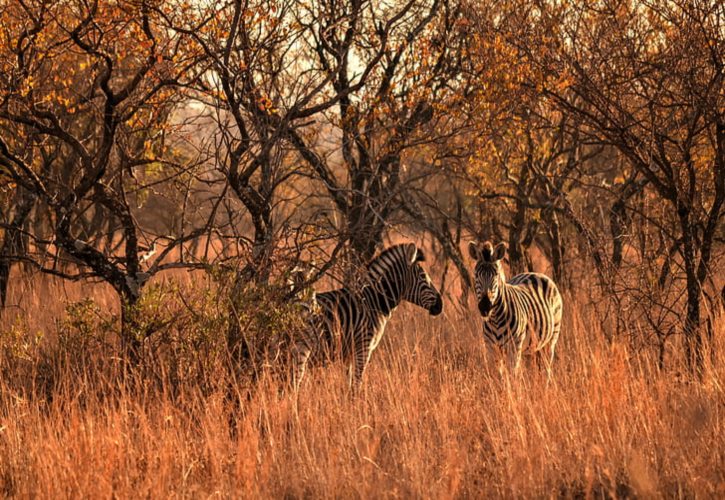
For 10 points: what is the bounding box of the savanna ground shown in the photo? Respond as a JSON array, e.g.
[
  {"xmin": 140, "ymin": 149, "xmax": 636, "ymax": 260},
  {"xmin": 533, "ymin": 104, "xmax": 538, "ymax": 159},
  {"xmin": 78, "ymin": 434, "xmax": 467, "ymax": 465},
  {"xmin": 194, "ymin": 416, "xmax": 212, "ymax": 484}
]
[{"xmin": 0, "ymin": 264, "xmax": 722, "ymax": 499}]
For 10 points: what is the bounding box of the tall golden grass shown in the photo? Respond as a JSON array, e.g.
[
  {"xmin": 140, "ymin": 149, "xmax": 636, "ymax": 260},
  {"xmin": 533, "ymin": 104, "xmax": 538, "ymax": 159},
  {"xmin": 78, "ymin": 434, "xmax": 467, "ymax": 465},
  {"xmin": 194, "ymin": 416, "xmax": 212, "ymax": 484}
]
[{"xmin": 0, "ymin": 271, "xmax": 722, "ymax": 498}]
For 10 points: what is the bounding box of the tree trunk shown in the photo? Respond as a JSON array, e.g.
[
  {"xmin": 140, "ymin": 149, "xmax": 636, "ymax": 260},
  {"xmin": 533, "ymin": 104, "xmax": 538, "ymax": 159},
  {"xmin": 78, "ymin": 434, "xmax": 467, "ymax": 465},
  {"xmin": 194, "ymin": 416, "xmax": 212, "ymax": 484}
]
[
  {"xmin": 227, "ymin": 271, "xmax": 254, "ymax": 375},
  {"xmin": 0, "ymin": 188, "xmax": 35, "ymax": 308},
  {"xmin": 678, "ymin": 206, "xmax": 703, "ymax": 374},
  {"xmin": 120, "ymin": 291, "xmax": 142, "ymax": 365},
  {"xmin": 610, "ymin": 197, "xmax": 627, "ymax": 270},
  {"xmin": 226, "ymin": 217, "xmax": 274, "ymax": 376},
  {"xmin": 508, "ymin": 219, "xmax": 527, "ymax": 276},
  {"xmin": 683, "ymin": 270, "xmax": 703, "ymax": 374},
  {"xmin": 348, "ymin": 209, "xmax": 385, "ymax": 262},
  {"xmin": 544, "ymin": 208, "xmax": 566, "ymax": 288}
]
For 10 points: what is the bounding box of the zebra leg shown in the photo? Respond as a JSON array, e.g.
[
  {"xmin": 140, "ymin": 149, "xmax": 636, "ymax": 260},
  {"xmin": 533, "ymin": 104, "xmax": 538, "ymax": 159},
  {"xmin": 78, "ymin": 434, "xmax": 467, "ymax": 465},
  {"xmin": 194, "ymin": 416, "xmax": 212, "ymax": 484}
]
[
  {"xmin": 527, "ymin": 349, "xmax": 541, "ymax": 373},
  {"xmin": 512, "ymin": 338, "xmax": 526, "ymax": 376},
  {"xmin": 484, "ymin": 342, "xmax": 501, "ymax": 374},
  {"xmin": 352, "ymin": 338, "xmax": 373, "ymax": 391},
  {"xmin": 540, "ymin": 314, "xmax": 561, "ymax": 383},
  {"xmin": 543, "ymin": 335, "xmax": 559, "ymax": 383},
  {"xmin": 500, "ymin": 343, "xmax": 520, "ymax": 377},
  {"xmin": 292, "ymin": 342, "xmax": 312, "ymax": 392}
]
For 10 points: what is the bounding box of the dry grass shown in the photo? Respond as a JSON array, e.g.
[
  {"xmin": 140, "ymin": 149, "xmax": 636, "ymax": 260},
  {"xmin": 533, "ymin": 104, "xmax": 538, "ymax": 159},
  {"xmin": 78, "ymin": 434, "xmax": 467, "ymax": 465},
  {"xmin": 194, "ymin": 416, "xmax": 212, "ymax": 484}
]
[{"xmin": 0, "ymin": 272, "xmax": 723, "ymax": 499}]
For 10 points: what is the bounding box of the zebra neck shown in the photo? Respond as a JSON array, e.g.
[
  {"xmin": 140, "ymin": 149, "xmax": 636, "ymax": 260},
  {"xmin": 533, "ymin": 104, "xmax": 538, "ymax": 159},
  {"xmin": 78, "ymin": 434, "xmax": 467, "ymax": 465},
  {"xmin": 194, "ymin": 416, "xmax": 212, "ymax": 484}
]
[
  {"xmin": 361, "ymin": 280, "xmax": 400, "ymax": 317},
  {"xmin": 489, "ymin": 283, "xmax": 510, "ymax": 320}
]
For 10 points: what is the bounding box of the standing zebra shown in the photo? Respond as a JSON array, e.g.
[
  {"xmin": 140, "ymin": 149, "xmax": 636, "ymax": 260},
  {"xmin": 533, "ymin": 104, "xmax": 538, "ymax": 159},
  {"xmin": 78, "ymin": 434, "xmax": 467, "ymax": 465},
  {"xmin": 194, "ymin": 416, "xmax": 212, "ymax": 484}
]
[
  {"xmin": 293, "ymin": 243, "xmax": 443, "ymax": 390},
  {"xmin": 468, "ymin": 241, "xmax": 563, "ymax": 375}
]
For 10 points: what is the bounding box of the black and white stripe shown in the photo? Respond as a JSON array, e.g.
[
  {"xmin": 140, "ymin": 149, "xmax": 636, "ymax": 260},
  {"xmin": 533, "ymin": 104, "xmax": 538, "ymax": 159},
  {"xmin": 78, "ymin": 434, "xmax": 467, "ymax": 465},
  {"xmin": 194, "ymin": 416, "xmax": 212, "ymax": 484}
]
[
  {"xmin": 469, "ymin": 241, "xmax": 563, "ymax": 373},
  {"xmin": 293, "ymin": 243, "xmax": 443, "ymax": 389}
]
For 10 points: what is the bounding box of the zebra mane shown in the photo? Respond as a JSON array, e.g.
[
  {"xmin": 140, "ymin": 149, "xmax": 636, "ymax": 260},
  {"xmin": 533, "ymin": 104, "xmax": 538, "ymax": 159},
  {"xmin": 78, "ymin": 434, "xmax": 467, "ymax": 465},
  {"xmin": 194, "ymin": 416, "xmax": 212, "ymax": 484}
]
[
  {"xmin": 475, "ymin": 240, "xmax": 506, "ymax": 263},
  {"xmin": 366, "ymin": 244, "xmax": 421, "ymax": 282},
  {"xmin": 481, "ymin": 241, "xmax": 495, "ymax": 262}
]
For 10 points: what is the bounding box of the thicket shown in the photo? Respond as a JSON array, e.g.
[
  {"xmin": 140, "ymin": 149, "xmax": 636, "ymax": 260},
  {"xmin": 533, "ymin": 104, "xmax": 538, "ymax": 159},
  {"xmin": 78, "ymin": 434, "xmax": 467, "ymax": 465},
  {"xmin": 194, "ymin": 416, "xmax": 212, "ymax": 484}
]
[{"xmin": 0, "ymin": 0, "xmax": 722, "ymax": 375}]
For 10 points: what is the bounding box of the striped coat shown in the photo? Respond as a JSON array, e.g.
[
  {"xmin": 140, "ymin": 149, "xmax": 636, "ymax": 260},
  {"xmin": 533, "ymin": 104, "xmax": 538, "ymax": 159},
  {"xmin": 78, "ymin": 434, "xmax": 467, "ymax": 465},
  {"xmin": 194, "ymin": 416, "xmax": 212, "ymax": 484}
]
[
  {"xmin": 469, "ymin": 241, "xmax": 563, "ymax": 373},
  {"xmin": 293, "ymin": 243, "xmax": 443, "ymax": 389}
]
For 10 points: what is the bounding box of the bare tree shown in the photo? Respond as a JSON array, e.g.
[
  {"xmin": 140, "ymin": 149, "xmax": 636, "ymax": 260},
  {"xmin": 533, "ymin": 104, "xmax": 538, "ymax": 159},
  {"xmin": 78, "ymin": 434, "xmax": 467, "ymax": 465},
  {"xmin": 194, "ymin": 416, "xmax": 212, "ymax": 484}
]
[
  {"xmin": 285, "ymin": 0, "xmax": 467, "ymax": 261},
  {"xmin": 535, "ymin": 0, "xmax": 724, "ymax": 371},
  {"xmin": 0, "ymin": 0, "xmax": 209, "ymax": 360}
]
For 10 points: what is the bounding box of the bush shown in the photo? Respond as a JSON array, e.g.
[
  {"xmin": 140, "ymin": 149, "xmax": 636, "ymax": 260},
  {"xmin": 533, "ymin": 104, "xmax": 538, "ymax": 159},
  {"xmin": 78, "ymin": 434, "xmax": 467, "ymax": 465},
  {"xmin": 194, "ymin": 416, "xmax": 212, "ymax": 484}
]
[{"xmin": 226, "ymin": 271, "xmax": 315, "ymax": 387}]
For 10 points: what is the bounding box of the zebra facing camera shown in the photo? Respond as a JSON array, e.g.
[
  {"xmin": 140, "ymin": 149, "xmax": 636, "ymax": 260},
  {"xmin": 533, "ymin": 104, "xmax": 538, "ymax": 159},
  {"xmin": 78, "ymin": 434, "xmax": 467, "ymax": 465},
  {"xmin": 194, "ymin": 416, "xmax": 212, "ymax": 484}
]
[{"xmin": 478, "ymin": 295, "xmax": 493, "ymax": 317}]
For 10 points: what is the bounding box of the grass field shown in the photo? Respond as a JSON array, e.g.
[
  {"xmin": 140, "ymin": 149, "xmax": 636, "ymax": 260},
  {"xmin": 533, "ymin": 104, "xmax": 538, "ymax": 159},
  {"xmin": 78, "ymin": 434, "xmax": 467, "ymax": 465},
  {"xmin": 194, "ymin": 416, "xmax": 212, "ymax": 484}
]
[{"xmin": 0, "ymin": 272, "xmax": 722, "ymax": 498}]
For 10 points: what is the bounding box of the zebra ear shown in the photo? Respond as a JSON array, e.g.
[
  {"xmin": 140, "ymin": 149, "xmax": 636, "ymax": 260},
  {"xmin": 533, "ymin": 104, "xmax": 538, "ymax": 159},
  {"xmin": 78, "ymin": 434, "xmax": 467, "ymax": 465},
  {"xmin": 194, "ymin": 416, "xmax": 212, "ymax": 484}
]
[
  {"xmin": 468, "ymin": 241, "xmax": 480, "ymax": 261},
  {"xmin": 493, "ymin": 242, "xmax": 508, "ymax": 261},
  {"xmin": 287, "ymin": 267, "xmax": 309, "ymax": 291},
  {"xmin": 404, "ymin": 243, "xmax": 420, "ymax": 264},
  {"xmin": 287, "ymin": 262, "xmax": 316, "ymax": 293}
]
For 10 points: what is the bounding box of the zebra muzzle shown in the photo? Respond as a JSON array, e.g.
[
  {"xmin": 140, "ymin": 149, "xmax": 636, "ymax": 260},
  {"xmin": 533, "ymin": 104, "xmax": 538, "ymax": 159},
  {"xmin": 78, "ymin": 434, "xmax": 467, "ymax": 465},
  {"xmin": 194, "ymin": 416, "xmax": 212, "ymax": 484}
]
[
  {"xmin": 429, "ymin": 295, "xmax": 443, "ymax": 316},
  {"xmin": 478, "ymin": 298, "xmax": 492, "ymax": 317}
]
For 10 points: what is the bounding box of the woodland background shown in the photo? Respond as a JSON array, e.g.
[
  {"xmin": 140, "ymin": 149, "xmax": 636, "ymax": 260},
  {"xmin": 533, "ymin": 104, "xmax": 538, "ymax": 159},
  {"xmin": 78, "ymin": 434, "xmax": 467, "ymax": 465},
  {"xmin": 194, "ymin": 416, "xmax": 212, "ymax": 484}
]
[{"xmin": 0, "ymin": 0, "xmax": 723, "ymax": 497}]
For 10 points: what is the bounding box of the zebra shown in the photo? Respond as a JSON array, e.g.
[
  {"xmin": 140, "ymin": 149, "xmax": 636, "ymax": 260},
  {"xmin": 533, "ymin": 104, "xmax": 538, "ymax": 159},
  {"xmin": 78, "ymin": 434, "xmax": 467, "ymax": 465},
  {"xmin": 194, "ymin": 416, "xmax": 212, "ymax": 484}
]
[
  {"xmin": 468, "ymin": 240, "xmax": 563, "ymax": 375},
  {"xmin": 292, "ymin": 243, "xmax": 443, "ymax": 390}
]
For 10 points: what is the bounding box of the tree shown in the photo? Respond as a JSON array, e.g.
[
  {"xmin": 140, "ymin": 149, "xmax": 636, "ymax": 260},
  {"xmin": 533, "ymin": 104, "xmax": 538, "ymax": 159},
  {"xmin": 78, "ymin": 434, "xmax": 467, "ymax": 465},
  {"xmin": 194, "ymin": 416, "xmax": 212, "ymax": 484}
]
[
  {"xmin": 286, "ymin": 0, "xmax": 467, "ymax": 261},
  {"xmin": 159, "ymin": 0, "xmax": 344, "ymax": 368},
  {"xmin": 525, "ymin": 0, "xmax": 724, "ymax": 370},
  {"xmin": 0, "ymin": 0, "xmax": 207, "ymax": 360}
]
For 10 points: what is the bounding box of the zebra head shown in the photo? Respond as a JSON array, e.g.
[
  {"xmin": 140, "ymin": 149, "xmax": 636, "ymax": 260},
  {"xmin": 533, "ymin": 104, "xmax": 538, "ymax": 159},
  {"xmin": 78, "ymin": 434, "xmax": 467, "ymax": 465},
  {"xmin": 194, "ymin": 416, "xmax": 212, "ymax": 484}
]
[
  {"xmin": 469, "ymin": 241, "xmax": 507, "ymax": 319},
  {"xmin": 403, "ymin": 245, "xmax": 444, "ymax": 316},
  {"xmin": 368, "ymin": 243, "xmax": 443, "ymax": 316}
]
